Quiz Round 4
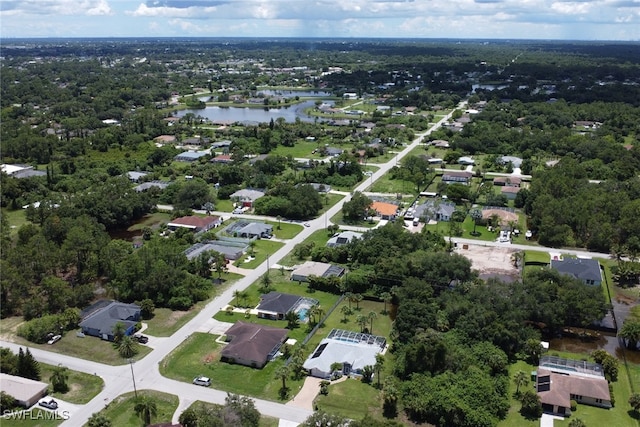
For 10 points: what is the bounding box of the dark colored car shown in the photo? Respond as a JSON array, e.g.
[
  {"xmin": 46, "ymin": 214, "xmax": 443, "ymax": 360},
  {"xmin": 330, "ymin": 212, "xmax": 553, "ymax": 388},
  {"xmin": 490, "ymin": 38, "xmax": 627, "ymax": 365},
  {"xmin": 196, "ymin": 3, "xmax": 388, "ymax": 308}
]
[
  {"xmin": 136, "ymin": 335, "xmax": 149, "ymax": 344},
  {"xmin": 39, "ymin": 399, "xmax": 58, "ymax": 410}
]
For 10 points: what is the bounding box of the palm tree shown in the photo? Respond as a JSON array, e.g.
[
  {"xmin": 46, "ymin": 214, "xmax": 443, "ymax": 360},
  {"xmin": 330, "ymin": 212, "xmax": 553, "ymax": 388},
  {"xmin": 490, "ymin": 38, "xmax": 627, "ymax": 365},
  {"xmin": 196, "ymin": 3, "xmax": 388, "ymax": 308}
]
[
  {"xmin": 354, "ymin": 293, "xmax": 363, "ymax": 311},
  {"xmin": 330, "ymin": 362, "xmax": 343, "ymax": 379},
  {"xmin": 374, "ymin": 353, "xmax": 385, "ymax": 388},
  {"xmin": 260, "ymin": 272, "xmax": 272, "ymax": 292},
  {"xmin": 356, "ymin": 314, "xmax": 368, "ymax": 333},
  {"xmin": 340, "ymin": 305, "xmax": 352, "ymax": 323},
  {"xmin": 513, "ymin": 370, "xmax": 529, "ymax": 396},
  {"xmin": 117, "ymin": 335, "xmax": 139, "ymax": 359},
  {"xmin": 380, "ymin": 292, "xmax": 392, "ymax": 314},
  {"xmin": 367, "ymin": 311, "xmax": 377, "ymax": 334},
  {"xmin": 233, "ymin": 290, "xmax": 242, "ymax": 307},
  {"xmin": 345, "ymin": 292, "xmax": 354, "ymax": 309},
  {"xmin": 619, "ymin": 319, "xmax": 640, "ymax": 350},
  {"xmin": 274, "ymin": 364, "xmax": 290, "ymax": 392},
  {"xmin": 315, "ymin": 305, "xmax": 325, "ymax": 326},
  {"xmin": 87, "ymin": 413, "xmax": 112, "ymax": 427},
  {"xmin": 511, "ymin": 251, "xmax": 523, "ymax": 268},
  {"xmin": 50, "ymin": 365, "xmax": 69, "ymax": 393},
  {"xmin": 470, "ymin": 209, "xmax": 482, "ymax": 236},
  {"xmin": 112, "ymin": 322, "xmax": 126, "ymax": 343},
  {"xmin": 284, "ymin": 311, "xmax": 299, "ymax": 329},
  {"xmin": 134, "ymin": 395, "xmax": 157, "ymax": 426}
]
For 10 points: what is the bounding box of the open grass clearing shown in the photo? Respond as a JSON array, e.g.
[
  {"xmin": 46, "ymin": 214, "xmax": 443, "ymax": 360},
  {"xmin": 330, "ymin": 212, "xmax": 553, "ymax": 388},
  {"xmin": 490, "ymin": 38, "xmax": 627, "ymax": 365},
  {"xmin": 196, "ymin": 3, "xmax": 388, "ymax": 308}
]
[
  {"xmin": 39, "ymin": 363, "xmax": 104, "ymax": 404},
  {"xmin": 263, "ymin": 220, "xmax": 303, "ymax": 239},
  {"xmin": 127, "ymin": 212, "xmax": 172, "ymax": 232},
  {"xmin": 144, "ymin": 271, "xmax": 244, "ymax": 336},
  {"xmin": 368, "ymin": 173, "xmax": 416, "ymax": 195},
  {"xmin": 524, "ymin": 250, "xmax": 551, "ymax": 265},
  {"xmin": 498, "ymin": 360, "xmax": 539, "ymax": 427},
  {"xmin": 214, "ymin": 198, "xmax": 235, "ymax": 212},
  {"xmin": 98, "ymin": 390, "xmax": 179, "ymax": 427},
  {"xmin": 314, "ymin": 377, "xmax": 383, "ymax": 421},
  {"xmin": 2, "ymin": 208, "xmax": 29, "ymax": 235},
  {"xmin": 160, "ymin": 332, "xmax": 306, "ymax": 401},
  {"xmin": 329, "ymin": 211, "xmax": 378, "ymax": 229},
  {"xmin": 233, "ymin": 240, "xmax": 285, "ymax": 269},
  {"xmin": 277, "ymin": 229, "xmax": 332, "ymax": 267}
]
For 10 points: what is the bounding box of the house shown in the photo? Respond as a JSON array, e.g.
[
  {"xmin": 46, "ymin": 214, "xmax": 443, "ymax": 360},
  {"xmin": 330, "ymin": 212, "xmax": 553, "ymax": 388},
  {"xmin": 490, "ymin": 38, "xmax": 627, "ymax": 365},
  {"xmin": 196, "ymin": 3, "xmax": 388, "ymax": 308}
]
[
  {"xmin": 412, "ymin": 200, "xmax": 456, "ymax": 222},
  {"xmin": 498, "ymin": 155, "xmax": 523, "ymax": 168},
  {"xmin": 234, "ymin": 222, "xmax": 273, "ymax": 239},
  {"xmin": 536, "ymin": 356, "xmax": 611, "ymax": 416},
  {"xmin": 371, "ymin": 201, "xmax": 399, "ymax": 220},
  {"xmin": 154, "ymin": 135, "xmax": 176, "ymax": 144},
  {"xmin": 211, "ymin": 140, "xmax": 233, "ymax": 150},
  {"xmin": 551, "ymin": 258, "xmax": 602, "ymax": 286},
  {"xmin": 167, "ymin": 215, "xmax": 221, "ymax": 233},
  {"xmin": 442, "ymin": 171, "xmax": 472, "ymax": 185},
  {"xmin": 255, "ymin": 292, "xmax": 318, "ymax": 320},
  {"xmin": 134, "ymin": 180, "xmax": 170, "ymax": 192},
  {"xmin": 184, "ymin": 240, "xmax": 247, "ymax": 261},
  {"xmin": 230, "ymin": 189, "xmax": 265, "ymax": 208},
  {"xmin": 126, "ymin": 171, "xmax": 148, "ymax": 182},
  {"xmin": 493, "ymin": 176, "xmax": 521, "ymax": 187},
  {"xmin": 79, "ymin": 300, "xmax": 141, "ymax": 341},
  {"xmin": 0, "ymin": 164, "xmax": 47, "ymax": 179},
  {"xmin": 210, "ymin": 154, "xmax": 233, "ymax": 164},
  {"xmin": 291, "ymin": 261, "xmax": 345, "ymax": 282},
  {"xmin": 501, "ymin": 186, "xmax": 520, "ymax": 200},
  {"xmin": 300, "ymin": 183, "xmax": 331, "ymax": 193},
  {"xmin": 303, "ymin": 329, "xmax": 386, "ymax": 379},
  {"xmin": 323, "ymin": 147, "xmax": 343, "ymax": 157},
  {"xmin": 0, "ymin": 374, "xmax": 48, "ymax": 408},
  {"xmin": 457, "ymin": 156, "xmax": 475, "ymax": 165},
  {"xmin": 431, "ymin": 140, "xmax": 450, "ymax": 148},
  {"xmin": 174, "ymin": 151, "xmax": 208, "ymax": 162},
  {"xmin": 326, "ymin": 231, "xmax": 363, "ymax": 248},
  {"xmin": 220, "ymin": 322, "xmax": 288, "ymax": 368}
]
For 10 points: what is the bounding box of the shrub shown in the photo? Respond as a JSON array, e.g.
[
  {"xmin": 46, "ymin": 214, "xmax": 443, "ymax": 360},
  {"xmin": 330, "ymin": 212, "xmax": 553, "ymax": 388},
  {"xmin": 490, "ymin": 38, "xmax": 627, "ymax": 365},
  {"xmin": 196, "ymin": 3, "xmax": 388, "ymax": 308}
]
[{"xmin": 570, "ymin": 399, "xmax": 577, "ymax": 411}]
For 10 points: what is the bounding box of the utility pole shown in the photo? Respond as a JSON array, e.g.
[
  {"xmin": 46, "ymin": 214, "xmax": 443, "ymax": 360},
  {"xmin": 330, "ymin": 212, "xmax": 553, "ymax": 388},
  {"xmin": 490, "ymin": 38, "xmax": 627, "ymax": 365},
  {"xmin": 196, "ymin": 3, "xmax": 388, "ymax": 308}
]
[{"xmin": 129, "ymin": 359, "xmax": 138, "ymax": 399}]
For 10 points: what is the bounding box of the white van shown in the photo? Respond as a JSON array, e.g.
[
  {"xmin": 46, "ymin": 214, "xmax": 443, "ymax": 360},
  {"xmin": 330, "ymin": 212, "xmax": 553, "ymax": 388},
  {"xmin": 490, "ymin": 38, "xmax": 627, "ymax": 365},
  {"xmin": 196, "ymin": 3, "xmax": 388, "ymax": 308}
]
[{"xmin": 193, "ymin": 376, "xmax": 211, "ymax": 387}]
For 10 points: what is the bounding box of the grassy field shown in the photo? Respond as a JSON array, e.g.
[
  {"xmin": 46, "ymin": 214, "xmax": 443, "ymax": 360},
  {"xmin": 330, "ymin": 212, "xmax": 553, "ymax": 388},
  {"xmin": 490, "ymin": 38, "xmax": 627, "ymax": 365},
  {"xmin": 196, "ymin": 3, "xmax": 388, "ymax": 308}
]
[
  {"xmin": 277, "ymin": 229, "xmax": 332, "ymax": 267},
  {"xmin": 233, "ymin": 240, "xmax": 285, "ymax": 269},
  {"xmin": 160, "ymin": 332, "xmax": 306, "ymax": 401},
  {"xmin": 262, "ymin": 221, "xmax": 303, "ymax": 239},
  {"xmin": 368, "ymin": 173, "xmax": 416, "ymax": 195},
  {"xmin": 40, "ymin": 363, "xmax": 104, "ymax": 404},
  {"xmin": 215, "ymin": 198, "xmax": 235, "ymax": 212},
  {"xmin": 329, "ymin": 210, "xmax": 378, "ymax": 229},
  {"xmin": 314, "ymin": 377, "xmax": 383, "ymax": 421},
  {"xmin": 269, "ymin": 141, "xmax": 327, "ymax": 158},
  {"xmin": 98, "ymin": 390, "xmax": 179, "ymax": 427},
  {"xmin": 2, "ymin": 208, "xmax": 29, "ymax": 235},
  {"xmin": 127, "ymin": 212, "xmax": 172, "ymax": 232},
  {"xmin": 524, "ymin": 250, "xmax": 551, "ymax": 264},
  {"xmin": 498, "ymin": 360, "xmax": 540, "ymax": 427},
  {"xmin": 1, "ymin": 408, "xmax": 64, "ymax": 426},
  {"xmin": 144, "ymin": 271, "xmax": 244, "ymax": 336}
]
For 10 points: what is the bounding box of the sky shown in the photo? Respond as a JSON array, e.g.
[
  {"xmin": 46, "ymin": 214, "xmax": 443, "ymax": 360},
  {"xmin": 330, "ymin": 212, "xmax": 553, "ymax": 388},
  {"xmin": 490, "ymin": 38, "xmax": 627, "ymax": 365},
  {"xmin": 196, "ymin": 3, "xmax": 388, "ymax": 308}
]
[{"xmin": 0, "ymin": 0, "xmax": 639, "ymax": 41}]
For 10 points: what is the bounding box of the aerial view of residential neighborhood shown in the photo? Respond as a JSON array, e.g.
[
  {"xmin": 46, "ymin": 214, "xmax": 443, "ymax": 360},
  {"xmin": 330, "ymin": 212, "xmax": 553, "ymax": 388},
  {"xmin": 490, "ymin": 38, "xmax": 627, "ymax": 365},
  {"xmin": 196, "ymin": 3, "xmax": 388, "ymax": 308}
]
[{"xmin": 2, "ymin": 14, "xmax": 640, "ymax": 427}]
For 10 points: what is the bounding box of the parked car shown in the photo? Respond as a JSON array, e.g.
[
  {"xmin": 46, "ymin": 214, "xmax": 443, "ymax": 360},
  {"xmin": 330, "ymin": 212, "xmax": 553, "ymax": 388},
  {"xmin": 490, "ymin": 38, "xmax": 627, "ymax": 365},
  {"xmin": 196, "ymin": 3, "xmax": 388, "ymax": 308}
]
[
  {"xmin": 193, "ymin": 376, "xmax": 211, "ymax": 387},
  {"xmin": 136, "ymin": 335, "xmax": 149, "ymax": 344},
  {"xmin": 39, "ymin": 399, "xmax": 58, "ymax": 410},
  {"xmin": 47, "ymin": 335, "xmax": 61, "ymax": 345}
]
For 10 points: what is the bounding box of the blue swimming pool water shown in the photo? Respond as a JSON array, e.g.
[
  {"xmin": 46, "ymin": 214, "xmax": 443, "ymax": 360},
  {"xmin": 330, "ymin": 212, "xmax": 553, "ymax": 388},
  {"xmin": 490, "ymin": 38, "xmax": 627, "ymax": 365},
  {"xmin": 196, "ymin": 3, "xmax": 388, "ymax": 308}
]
[{"xmin": 297, "ymin": 308, "xmax": 308, "ymax": 321}]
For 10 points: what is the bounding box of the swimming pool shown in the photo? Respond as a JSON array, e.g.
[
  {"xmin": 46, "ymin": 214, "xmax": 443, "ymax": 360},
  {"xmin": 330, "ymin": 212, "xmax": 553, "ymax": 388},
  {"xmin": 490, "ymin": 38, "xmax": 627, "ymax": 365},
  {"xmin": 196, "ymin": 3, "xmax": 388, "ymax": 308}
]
[{"xmin": 297, "ymin": 308, "xmax": 308, "ymax": 321}]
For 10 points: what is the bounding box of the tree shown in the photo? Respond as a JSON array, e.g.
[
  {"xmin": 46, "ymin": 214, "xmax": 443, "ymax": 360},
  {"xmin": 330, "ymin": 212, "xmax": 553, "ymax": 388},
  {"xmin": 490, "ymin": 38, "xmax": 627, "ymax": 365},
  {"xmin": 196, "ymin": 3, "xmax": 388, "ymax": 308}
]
[
  {"xmin": 568, "ymin": 419, "xmax": 587, "ymax": 427},
  {"xmin": 629, "ymin": 392, "xmax": 640, "ymax": 414},
  {"xmin": 342, "ymin": 192, "xmax": 372, "ymax": 221},
  {"xmin": 361, "ymin": 365, "xmax": 374, "ymax": 383},
  {"xmin": 260, "ymin": 272, "xmax": 272, "ymax": 293},
  {"xmin": 511, "ymin": 251, "xmax": 523, "ymax": 268},
  {"xmin": 50, "ymin": 365, "xmax": 69, "ymax": 393},
  {"xmin": 513, "ymin": 370, "xmax": 529, "ymax": 397},
  {"xmin": 380, "ymin": 292, "xmax": 392, "ymax": 314},
  {"xmin": 233, "ymin": 290, "xmax": 242, "ymax": 307},
  {"xmin": 619, "ymin": 319, "xmax": 640, "ymax": 350},
  {"xmin": 520, "ymin": 389, "xmax": 542, "ymax": 419},
  {"xmin": 284, "ymin": 311, "xmax": 300, "ymax": 329},
  {"xmin": 224, "ymin": 393, "xmax": 260, "ymax": 427},
  {"xmin": 301, "ymin": 411, "xmax": 349, "ymax": 427},
  {"xmin": 354, "ymin": 293, "xmax": 363, "ymax": 310},
  {"xmin": 340, "ymin": 305, "xmax": 352, "ymax": 323},
  {"xmin": 87, "ymin": 413, "xmax": 112, "ymax": 427},
  {"xmin": 374, "ymin": 353, "xmax": 385, "ymax": 388},
  {"xmin": 470, "ymin": 209, "xmax": 482, "ymax": 236},
  {"xmin": 134, "ymin": 395, "xmax": 158, "ymax": 426},
  {"xmin": 17, "ymin": 347, "xmax": 40, "ymax": 380},
  {"xmin": 138, "ymin": 299, "xmax": 155, "ymax": 319},
  {"xmin": 0, "ymin": 391, "xmax": 16, "ymax": 413},
  {"xmin": 368, "ymin": 311, "xmax": 377, "ymax": 334},
  {"xmin": 117, "ymin": 335, "xmax": 139, "ymax": 359},
  {"xmin": 274, "ymin": 364, "xmax": 290, "ymax": 397},
  {"xmin": 356, "ymin": 314, "xmax": 368, "ymax": 333},
  {"xmin": 112, "ymin": 322, "xmax": 126, "ymax": 344},
  {"xmin": 319, "ymin": 380, "xmax": 330, "ymax": 395}
]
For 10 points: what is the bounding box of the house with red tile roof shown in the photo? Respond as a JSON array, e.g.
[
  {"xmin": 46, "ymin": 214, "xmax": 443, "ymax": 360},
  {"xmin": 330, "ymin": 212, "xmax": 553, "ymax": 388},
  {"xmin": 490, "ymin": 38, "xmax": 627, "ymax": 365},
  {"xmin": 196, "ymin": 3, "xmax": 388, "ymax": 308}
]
[
  {"xmin": 371, "ymin": 201, "xmax": 399, "ymax": 220},
  {"xmin": 167, "ymin": 215, "xmax": 221, "ymax": 233}
]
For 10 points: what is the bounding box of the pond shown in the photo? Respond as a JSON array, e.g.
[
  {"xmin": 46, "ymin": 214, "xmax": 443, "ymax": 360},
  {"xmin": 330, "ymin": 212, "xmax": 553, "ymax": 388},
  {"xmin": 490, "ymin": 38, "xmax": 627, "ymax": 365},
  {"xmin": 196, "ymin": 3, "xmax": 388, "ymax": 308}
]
[{"xmin": 177, "ymin": 99, "xmax": 335, "ymax": 124}]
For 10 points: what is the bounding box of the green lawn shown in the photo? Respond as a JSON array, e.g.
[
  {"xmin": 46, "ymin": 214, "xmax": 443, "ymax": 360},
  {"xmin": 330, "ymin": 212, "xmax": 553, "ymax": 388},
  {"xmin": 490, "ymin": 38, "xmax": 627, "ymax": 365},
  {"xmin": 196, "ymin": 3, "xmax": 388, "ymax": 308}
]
[
  {"xmin": 314, "ymin": 377, "xmax": 383, "ymax": 421},
  {"xmin": 277, "ymin": 229, "xmax": 333, "ymax": 267},
  {"xmin": 498, "ymin": 360, "xmax": 539, "ymax": 427},
  {"xmin": 96, "ymin": 390, "xmax": 179, "ymax": 427},
  {"xmin": 1, "ymin": 408, "xmax": 63, "ymax": 426},
  {"xmin": 269, "ymin": 141, "xmax": 326, "ymax": 158},
  {"xmin": 233, "ymin": 240, "xmax": 285, "ymax": 269},
  {"xmin": 524, "ymin": 250, "xmax": 551, "ymax": 265},
  {"xmin": 2, "ymin": 208, "xmax": 29, "ymax": 235},
  {"xmin": 368, "ymin": 173, "xmax": 416, "ymax": 195},
  {"xmin": 215, "ymin": 198, "xmax": 235, "ymax": 212},
  {"xmin": 127, "ymin": 212, "xmax": 172, "ymax": 232},
  {"xmin": 159, "ymin": 332, "xmax": 306, "ymax": 401},
  {"xmin": 144, "ymin": 272, "xmax": 244, "ymax": 336},
  {"xmin": 264, "ymin": 221, "xmax": 303, "ymax": 239},
  {"xmin": 40, "ymin": 363, "xmax": 104, "ymax": 404},
  {"xmin": 329, "ymin": 211, "xmax": 378, "ymax": 229}
]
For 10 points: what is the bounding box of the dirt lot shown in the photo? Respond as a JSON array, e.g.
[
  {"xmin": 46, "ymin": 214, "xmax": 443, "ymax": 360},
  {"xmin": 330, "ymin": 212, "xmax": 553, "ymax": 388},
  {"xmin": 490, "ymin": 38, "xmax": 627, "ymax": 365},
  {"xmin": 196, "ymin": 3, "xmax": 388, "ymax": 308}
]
[{"xmin": 455, "ymin": 243, "xmax": 520, "ymax": 282}]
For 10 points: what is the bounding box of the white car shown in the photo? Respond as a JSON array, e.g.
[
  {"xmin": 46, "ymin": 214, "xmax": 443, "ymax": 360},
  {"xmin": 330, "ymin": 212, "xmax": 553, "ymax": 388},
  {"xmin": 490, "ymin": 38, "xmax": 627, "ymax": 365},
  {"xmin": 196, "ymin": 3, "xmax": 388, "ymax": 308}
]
[
  {"xmin": 47, "ymin": 335, "xmax": 62, "ymax": 345},
  {"xmin": 193, "ymin": 376, "xmax": 211, "ymax": 387},
  {"xmin": 303, "ymin": 222, "xmax": 310, "ymax": 227}
]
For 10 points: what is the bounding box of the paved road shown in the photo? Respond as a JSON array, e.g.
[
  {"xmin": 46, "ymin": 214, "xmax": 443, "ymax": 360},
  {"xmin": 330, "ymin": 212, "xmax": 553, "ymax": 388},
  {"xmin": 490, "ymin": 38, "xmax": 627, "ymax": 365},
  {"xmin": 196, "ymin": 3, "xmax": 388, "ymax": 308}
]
[{"xmin": 2, "ymin": 103, "xmax": 466, "ymax": 426}]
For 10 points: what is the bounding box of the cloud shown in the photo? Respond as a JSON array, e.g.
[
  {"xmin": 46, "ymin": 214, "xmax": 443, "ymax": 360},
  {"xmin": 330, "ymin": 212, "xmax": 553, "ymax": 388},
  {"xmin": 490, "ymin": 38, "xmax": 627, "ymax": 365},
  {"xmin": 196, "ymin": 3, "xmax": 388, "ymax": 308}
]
[{"xmin": 0, "ymin": 0, "xmax": 112, "ymax": 16}]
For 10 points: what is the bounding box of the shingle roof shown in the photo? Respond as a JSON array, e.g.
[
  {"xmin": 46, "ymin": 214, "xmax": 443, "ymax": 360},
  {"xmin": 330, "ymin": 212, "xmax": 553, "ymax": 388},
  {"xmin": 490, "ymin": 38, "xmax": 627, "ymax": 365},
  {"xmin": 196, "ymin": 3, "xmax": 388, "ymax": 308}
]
[
  {"xmin": 221, "ymin": 322, "xmax": 288, "ymax": 367},
  {"xmin": 537, "ymin": 368, "xmax": 610, "ymax": 408},
  {"xmin": 551, "ymin": 258, "xmax": 602, "ymax": 284},
  {"xmin": 168, "ymin": 215, "xmax": 220, "ymax": 230},
  {"xmin": 0, "ymin": 374, "xmax": 48, "ymax": 404},
  {"xmin": 79, "ymin": 301, "xmax": 140, "ymax": 337},
  {"xmin": 256, "ymin": 292, "xmax": 301, "ymax": 314}
]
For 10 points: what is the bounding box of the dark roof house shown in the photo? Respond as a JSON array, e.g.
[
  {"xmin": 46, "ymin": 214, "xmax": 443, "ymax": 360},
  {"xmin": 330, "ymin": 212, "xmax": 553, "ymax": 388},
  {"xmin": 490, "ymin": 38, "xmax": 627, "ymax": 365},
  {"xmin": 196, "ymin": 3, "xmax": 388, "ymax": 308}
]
[
  {"xmin": 551, "ymin": 258, "xmax": 602, "ymax": 286},
  {"xmin": 79, "ymin": 301, "xmax": 141, "ymax": 341},
  {"xmin": 220, "ymin": 322, "xmax": 288, "ymax": 368},
  {"xmin": 255, "ymin": 292, "xmax": 314, "ymax": 320}
]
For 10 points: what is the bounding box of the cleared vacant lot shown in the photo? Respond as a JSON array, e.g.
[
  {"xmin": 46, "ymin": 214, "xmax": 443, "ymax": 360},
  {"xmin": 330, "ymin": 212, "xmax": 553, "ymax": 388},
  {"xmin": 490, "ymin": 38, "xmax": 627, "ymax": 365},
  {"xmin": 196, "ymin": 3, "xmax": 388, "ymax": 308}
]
[{"xmin": 455, "ymin": 243, "xmax": 520, "ymax": 281}]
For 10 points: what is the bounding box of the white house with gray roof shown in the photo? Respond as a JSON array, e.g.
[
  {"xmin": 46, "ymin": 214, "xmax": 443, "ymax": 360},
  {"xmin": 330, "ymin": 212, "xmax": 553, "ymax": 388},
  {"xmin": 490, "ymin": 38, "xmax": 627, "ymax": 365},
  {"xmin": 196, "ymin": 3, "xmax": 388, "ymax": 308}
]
[
  {"xmin": 551, "ymin": 258, "xmax": 602, "ymax": 286},
  {"xmin": 326, "ymin": 231, "xmax": 363, "ymax": 248}
]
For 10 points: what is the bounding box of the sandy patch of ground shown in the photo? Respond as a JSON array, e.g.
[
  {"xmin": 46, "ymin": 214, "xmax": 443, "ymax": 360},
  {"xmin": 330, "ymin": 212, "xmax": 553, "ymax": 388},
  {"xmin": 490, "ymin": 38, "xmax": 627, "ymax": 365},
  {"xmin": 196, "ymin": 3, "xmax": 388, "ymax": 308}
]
[
  {"xmin": 482, "ymin": 208, "xmax": 518, "ymax": 226},
  {"xmin": 455, "ymin": 244, "xmax": 520, "ymax": 280}
]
